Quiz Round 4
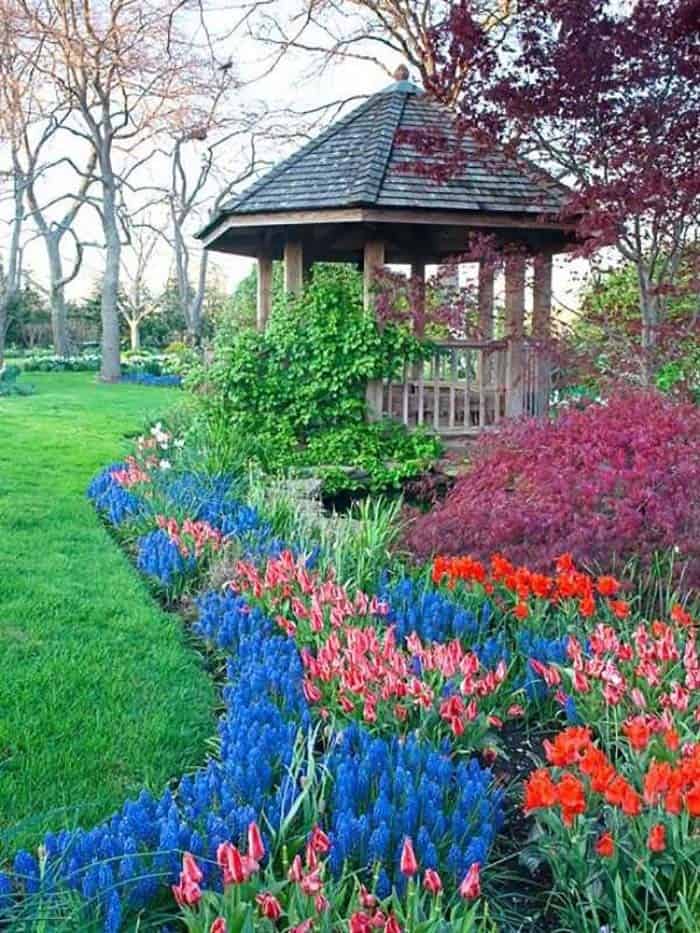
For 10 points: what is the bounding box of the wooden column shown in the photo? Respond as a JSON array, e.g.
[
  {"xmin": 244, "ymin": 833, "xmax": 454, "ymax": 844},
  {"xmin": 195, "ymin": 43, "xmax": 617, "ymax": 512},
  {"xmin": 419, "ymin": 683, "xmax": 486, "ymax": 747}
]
[
  {"xmin": 411, "ymin": 260, "xmax": 426, "ymax": 338},
  {"xmin": 477, "ymin": 262, "xmax": 495, "ymax": 340},
  {"xmin": 256, "ymin": 255, "xmax": 273, "ymax": 332},
  {"xmin": 364, "ymin": 240, "xmax": 386, "ymax": 419},
  {"xmin": 505, "ymin": 255, "xmax": 526, "ymax": 418},
  {"xmin": 363, "ymin": 240, "xmax": 385, "ymax": 310},
  {"xmin": 284, "ymin": 240, "xmax": 304, "ymax": 296},
  {"xmin": 533, "ymin": 252, "xmax": 553, "ymax": 338},
  {"xmin": 533, "ymin": 252, "xmax": 553, "ymax": 415}
]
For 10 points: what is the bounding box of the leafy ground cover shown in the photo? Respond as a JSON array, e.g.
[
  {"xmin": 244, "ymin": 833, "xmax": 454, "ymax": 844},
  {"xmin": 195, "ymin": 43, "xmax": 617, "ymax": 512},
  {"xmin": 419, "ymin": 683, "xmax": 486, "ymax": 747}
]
[
  {"xmin": 0, "ymin": 373, "xmax": 215, "ymax": 856},
  {"xmin": 2, "ymin": 419, "xmax": 698, "ymax": 932}
]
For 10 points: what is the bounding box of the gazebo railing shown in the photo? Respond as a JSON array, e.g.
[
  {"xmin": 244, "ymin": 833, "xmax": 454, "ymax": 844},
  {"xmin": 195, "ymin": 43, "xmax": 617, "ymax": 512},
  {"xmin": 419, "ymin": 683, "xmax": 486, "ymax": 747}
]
[{"xmin": 366, "ymin": 339, "xmax": 549, "ymax": 437}]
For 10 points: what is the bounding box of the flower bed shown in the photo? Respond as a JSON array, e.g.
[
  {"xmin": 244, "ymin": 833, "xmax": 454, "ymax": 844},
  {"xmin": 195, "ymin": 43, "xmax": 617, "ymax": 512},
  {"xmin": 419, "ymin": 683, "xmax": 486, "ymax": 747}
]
[
  {"xmin": 1, "ymin": 426, "xmax": 698, "ymax": 932},
  {"xmin": 120, "ymin": 372, "xmax": 182, "ymax": 387}
]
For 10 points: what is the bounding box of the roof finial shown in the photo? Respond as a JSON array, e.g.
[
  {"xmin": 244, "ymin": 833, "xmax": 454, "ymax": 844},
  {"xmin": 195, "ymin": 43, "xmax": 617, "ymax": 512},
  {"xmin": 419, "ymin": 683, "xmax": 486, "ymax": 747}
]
[{"xmin": 393, "ymin": 64, "xmax": 410, "ymax": 82}]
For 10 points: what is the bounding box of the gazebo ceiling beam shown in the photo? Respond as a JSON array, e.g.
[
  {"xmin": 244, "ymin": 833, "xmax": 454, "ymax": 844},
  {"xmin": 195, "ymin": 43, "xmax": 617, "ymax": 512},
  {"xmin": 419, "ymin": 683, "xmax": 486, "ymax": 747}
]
[{"xmin": 200, "ymin": 207, "xmax": 577, "ymax": 249}]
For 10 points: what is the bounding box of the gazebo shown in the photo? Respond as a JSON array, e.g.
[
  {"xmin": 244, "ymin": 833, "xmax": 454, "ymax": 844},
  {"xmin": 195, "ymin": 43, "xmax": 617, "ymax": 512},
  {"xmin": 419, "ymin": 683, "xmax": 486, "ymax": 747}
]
[{"xmin": 197, "ymin": 68, "xmax": 574, "ymax": 438}]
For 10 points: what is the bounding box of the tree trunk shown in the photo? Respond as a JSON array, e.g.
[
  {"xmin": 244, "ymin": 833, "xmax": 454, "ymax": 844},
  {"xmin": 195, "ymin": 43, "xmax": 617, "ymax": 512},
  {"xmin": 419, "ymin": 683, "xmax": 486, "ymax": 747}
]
[
  {"xmin": 0, "ymin": 294, "xmax": 9, "ymax": 371},
  {"xmin": 187, "ymin": 248, "xmax": 208, "ymax": 345},
  {"xmin": 46, "ymin": 236, "xmax": 71, "ymax": 357},
  {"xmin": 129, "ymin": 319, "xmax": 141, "ymax": 351},
  {"xmin": 0, "ymin": 150, "xmax": 25, "ymax": 370},
  {"xmin": 100, "ymin": 172, "xmax": 122, "ymax": 382},
  {"xmin": 637, "ymin": 262, "xmax": 660, "ymax": 386}
]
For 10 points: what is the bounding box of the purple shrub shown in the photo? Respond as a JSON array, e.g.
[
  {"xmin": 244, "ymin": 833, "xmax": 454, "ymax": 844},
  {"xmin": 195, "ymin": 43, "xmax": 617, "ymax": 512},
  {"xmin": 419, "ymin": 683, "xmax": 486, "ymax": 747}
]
[{"xmin": 405, "ymin": 389, "xmax": 700, "ymax": 586}]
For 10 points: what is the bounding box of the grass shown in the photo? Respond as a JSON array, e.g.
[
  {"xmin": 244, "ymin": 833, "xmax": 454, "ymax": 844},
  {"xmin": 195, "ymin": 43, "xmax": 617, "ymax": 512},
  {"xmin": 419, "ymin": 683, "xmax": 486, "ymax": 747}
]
[{"xmin": 0, "ymin": 372, "xmax": 216, "ymax": 857}]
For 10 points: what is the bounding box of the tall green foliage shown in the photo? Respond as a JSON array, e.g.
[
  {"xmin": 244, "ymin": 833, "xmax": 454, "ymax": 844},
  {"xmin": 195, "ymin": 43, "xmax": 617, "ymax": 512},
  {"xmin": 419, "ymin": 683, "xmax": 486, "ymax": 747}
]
[
  {"xmin": 189, "ymin": 265, "xmax": 441, "ymax": 492},
  {"xmin": 573, "ymin": 258, "xmax": 700, "ymax": 397}
]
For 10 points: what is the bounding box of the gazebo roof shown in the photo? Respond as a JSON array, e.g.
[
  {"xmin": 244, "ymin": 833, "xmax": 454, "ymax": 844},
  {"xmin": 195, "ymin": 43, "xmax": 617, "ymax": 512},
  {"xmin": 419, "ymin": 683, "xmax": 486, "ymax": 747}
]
[{"xmin": 198, "ymin": 77, "xmax": 571, "ymax": 247}]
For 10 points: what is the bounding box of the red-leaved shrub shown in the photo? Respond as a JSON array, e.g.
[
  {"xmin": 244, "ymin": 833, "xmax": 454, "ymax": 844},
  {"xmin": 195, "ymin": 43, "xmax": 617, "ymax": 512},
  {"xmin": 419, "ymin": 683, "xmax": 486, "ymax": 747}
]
[{"xmin": 405, "ymin": 390, "xmax": 700, "ymax": 587}]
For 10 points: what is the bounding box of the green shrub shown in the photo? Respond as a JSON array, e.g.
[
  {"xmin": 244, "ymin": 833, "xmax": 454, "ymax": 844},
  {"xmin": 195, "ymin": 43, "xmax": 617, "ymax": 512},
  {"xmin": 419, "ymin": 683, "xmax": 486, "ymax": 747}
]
[
  {"xmin": 189, "ymin": 266, "xmax": 442, "ymax": 491},
  {"xmin": 0, "ymin": 365, "xmax": 35, "ymax": 396}
]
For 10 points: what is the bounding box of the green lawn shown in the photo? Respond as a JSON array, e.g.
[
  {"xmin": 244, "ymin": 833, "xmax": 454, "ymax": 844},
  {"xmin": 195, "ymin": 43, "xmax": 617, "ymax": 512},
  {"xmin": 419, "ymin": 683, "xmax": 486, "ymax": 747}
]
[{"xmin": 0, "ymin": 373, "xmax": 215, "ymax": 856}]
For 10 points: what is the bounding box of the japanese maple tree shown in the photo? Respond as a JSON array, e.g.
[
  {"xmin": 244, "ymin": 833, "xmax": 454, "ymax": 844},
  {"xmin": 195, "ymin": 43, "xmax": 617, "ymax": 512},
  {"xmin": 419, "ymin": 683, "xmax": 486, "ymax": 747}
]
[{"xmin": 423, "ymin": 0, "xmax": 700, "ymax": 382}]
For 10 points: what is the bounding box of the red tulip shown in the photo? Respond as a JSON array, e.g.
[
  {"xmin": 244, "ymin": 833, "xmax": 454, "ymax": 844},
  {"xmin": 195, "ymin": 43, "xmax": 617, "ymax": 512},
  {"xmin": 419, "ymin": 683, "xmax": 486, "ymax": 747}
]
[
  {"xmin": 648, "ymin": 824, "xmax": 666, "ymax": 853},
  {"xmin": 349, "ymin": 913, "xmax": 373, "ymax": 933},
  {"xmin": 459, "ymin": 862, "xmax": 481, "ymax": 900},
  {"xmin": 595, "ymin": 831, "xmax": 615, "ymax": 858},
  {"xmin": 310, "ymin": 825, "xmax": 331, "ymax": 854},
  {"xmin": 256, "ymin": 892, "xmax": 283, "ymax": 920},
  {"xmin": 399, "ymin": 837, "xmax": 418, "ymax": 876},
  {"xmin": 358, "ymin": 883, "xmax": 377, "ymax": 908},
  {"xmin": 248, "ymin": 821, "xmax": 265, "ymax": 862},
  {"xmin": 384, "ymin": 917, "xmax": 402, "ymax": 933},
  {"xmin": 217, "ymin": 842, "xmax": 246, "ymax": 885},
  {"xmin": 210, "ymin": 919, "xmax": 228, "ymax": 933},
  {"xmin": 423, "ymin": 868, "xmax": 443, "ymax": 894}
]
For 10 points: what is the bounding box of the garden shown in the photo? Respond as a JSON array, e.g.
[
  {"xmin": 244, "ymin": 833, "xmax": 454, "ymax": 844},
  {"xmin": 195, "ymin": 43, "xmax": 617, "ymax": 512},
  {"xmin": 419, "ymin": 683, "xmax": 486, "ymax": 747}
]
[
  {"xmin": 0, "ymin": 1, "xmax": 698, "ymax": 931},
  {"xmin": 1, "ymin": 258, "xmax": 699, "ymax": 933}
]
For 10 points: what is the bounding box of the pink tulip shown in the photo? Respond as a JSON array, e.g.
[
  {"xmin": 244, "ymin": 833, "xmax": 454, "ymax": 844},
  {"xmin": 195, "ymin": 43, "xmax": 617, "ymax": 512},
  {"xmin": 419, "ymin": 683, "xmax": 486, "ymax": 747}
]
[
  {"xmin": 423, "ymin": 868, "xmax": 443, "ymax": 894},
  {"xmin": 310, "ymin": 825, "xmax": 331, "ymax": 854},
  {"xmin": 288, "ymin": 853, "xmax": 304, "ymax": 882},
  {"xmin": 210, "ymin": 919, "xmax": 228, "ymax": 933},
  {"xmin": 256, "ymin": 892, "xmax": 283, "ymax": 920},
  {"xmin": 399, "ymin": 837, "xmax": 418, "ymax": 876},
  {"xmin": 300, "ymin": 868, "xmax": 323, "ymax": 895},
  {"xmin": 248, "ymin": 821, "xmax": 265, "ymax": 862},
  {"xmin": 172, "ymin": 876, "xmax": 201, "ymax": 907},
  {"xmin": 459, "ymin": 862, "xmax": 481, "ymax": 900},
  {"xmin": 217, "ymin": 842, "xmax": 246, "ymax": 885},
  {"xmin": 181, "ymin": 851, "xmax": 203, "ymax": 884}
]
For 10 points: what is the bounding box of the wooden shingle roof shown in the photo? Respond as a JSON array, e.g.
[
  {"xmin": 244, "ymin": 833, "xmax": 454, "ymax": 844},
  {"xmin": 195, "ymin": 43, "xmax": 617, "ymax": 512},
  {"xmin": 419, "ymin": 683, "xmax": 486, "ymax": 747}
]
[{"xmin": 199, "ymin": 79, "xmax": 570, "ymax": 240}]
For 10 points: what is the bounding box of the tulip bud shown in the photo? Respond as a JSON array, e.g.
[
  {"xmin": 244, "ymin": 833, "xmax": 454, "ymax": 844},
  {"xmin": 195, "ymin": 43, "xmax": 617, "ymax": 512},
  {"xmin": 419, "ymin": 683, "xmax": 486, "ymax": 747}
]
[
  {"xmin": 248, "ymin": 821, "xmax": 265, "ymax": 862},
  {"xmin": 423, "ymin": 868, "xmax": 443, "ymax": 894},
  {"xmin": 288, "ymin": 853, "xmax": 304, "ymax": 882},
  {"xmin": 399, "ymin": 837, "xmax": 418, "ymax": 876},
  {"xmin": 459, "ymin": 862, "xmax": 481, "ymax": 899}
]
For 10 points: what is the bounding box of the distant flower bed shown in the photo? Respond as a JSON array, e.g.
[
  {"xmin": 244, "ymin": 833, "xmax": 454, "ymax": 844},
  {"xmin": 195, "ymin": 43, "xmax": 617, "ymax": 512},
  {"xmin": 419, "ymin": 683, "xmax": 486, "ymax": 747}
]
[
  {"xmin": 1, "ymin": 426, "xmax": 698, "ymax": 933},
  {"xmin": 18, "ymin": 351, "xmax": 182, "ymax": 376},
  {"xmin": 120, "ymin": 372, "xmax": 182, "ymax": 387},
  {"xmin": 406, "ymin": 389, "xmax": 700, "ymax": 589}
]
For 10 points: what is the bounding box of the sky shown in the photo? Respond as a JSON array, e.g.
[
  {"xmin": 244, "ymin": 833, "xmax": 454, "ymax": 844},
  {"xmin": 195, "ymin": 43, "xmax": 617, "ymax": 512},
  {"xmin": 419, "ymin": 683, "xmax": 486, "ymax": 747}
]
[{"xmin": 0, "ymin": 1, "xmax": 590, "ymax": 315}]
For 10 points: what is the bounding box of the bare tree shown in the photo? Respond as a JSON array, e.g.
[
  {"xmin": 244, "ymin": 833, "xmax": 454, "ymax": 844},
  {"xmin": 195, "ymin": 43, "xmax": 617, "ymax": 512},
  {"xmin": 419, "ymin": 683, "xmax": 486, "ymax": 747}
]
[
  {"xmin": 246, "ymin": 0, "xmax": 514, "ymax": 100},
  {"xmin": 0, "ymin": 1, "xmax": 30, "ymax": 368},
  {"xmin": 0, "ymin": 160, "xmax": 26, "ymax": 370},
  {"xmin": 19, "ymin": 0, "xmax": 223, "ymax": 381},
  {"xmin": 161, "ymin": 118, "xmax": 262, "ymax": 344},
  {"xmin": 22, "ymin": 120, "xmax": 97, "ymax": 357},
  {"xmin": 120, "ymin": 223, "xmax": 159, "ymax": 351}
]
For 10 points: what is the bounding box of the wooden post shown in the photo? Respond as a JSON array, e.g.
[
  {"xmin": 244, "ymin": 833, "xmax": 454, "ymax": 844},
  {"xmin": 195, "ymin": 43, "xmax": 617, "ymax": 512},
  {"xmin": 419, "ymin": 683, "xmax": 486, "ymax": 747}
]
[
  {"xmin": 364, "ymin": 240, "xmax": 386, "ymax": 419},
  {"xmin": 256, "ymin": 255, "xmax": 273, "ymax": 332},
  {"xmin": 478, "ymin": 262, "xmax": 495, "ymax": 340},
  {"xmin": 284, "ymin": 240, "xmax": 304, "ymax": 296},
  {"xmin": 533, "ymin": 252, "xmax": 553, "ymax": 415},
  {"xmin": 411, "ymin": 260, "xmax": 426, "ymax": 338},
  {"xmin": 505, "ymin": 255, "xmax": 526, "ymax": 418},
  {"xmin": 363, "ymin": 240, "xmax": 385, "ymax": 310}
]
